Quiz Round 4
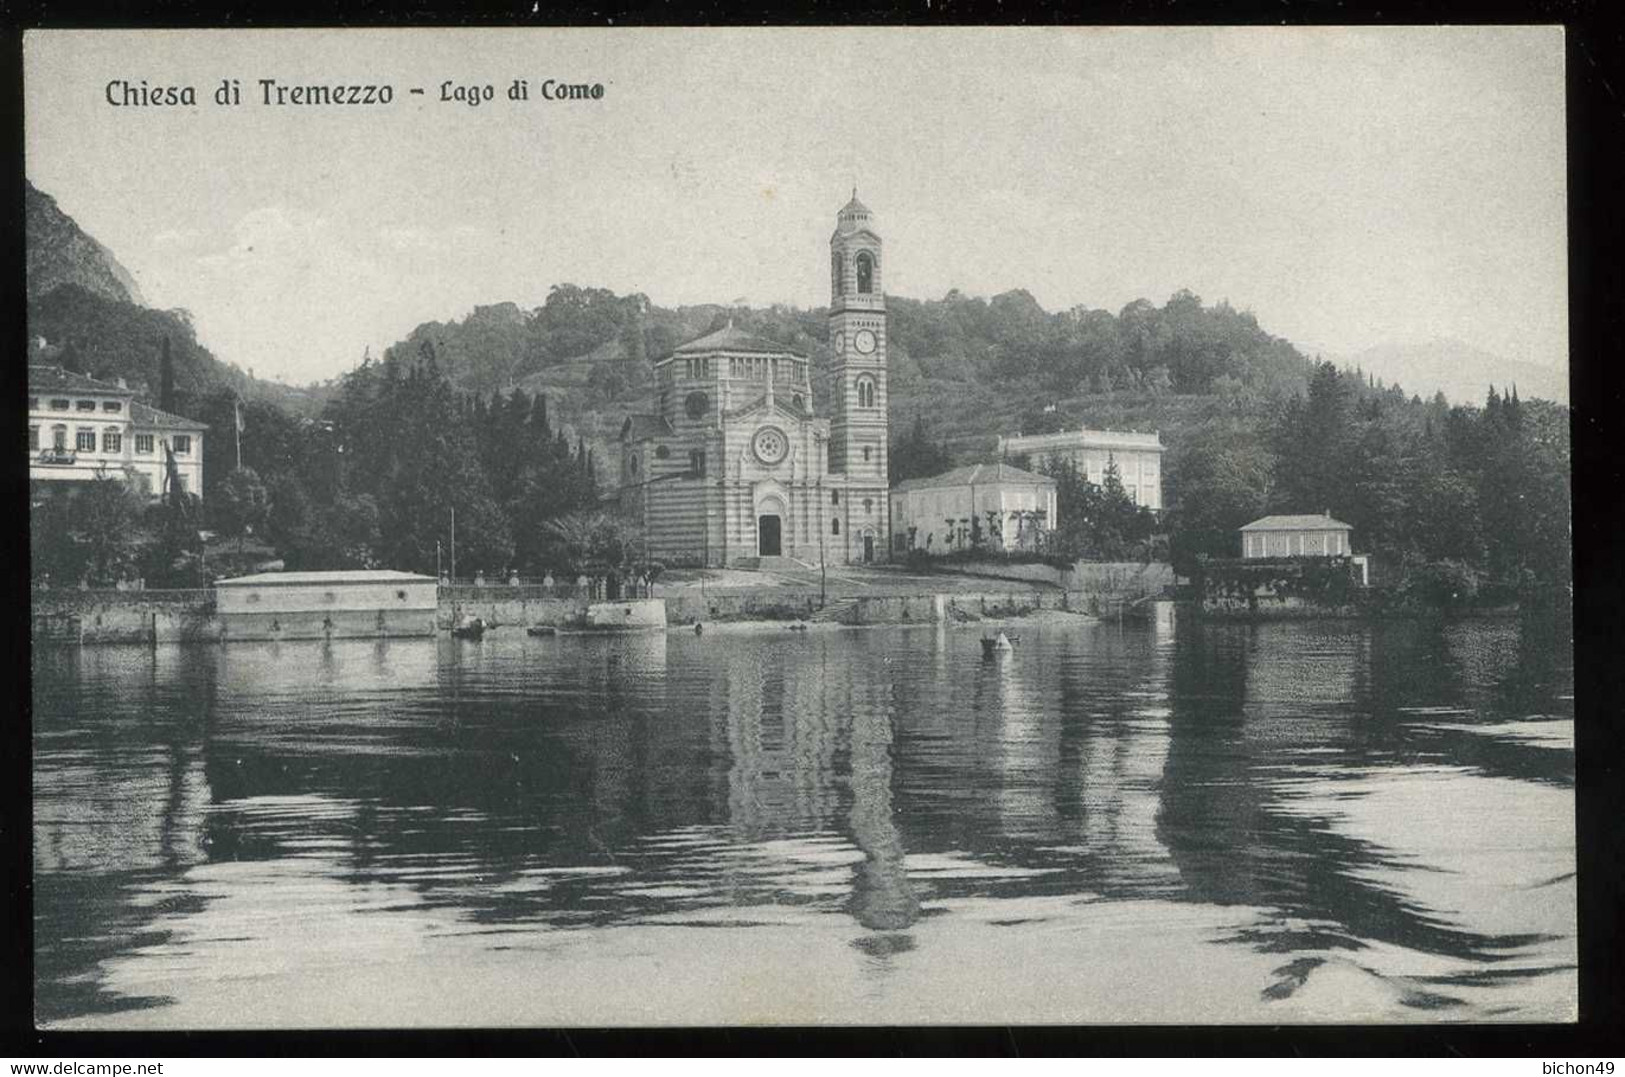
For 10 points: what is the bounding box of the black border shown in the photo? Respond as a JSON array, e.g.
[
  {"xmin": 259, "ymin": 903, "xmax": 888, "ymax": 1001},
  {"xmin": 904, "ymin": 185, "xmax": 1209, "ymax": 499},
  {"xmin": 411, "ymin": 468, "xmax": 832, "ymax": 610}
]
[{"xmin": 3, "ymin": 0, "xmax": 1622, "ymax": 1058}]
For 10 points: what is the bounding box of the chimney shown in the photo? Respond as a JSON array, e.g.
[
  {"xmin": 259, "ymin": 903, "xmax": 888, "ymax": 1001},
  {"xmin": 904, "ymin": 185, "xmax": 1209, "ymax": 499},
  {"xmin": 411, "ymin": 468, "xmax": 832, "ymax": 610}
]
[{"xmin": 115, "ymin": 377, "xmax": 127, "ymax": 389}]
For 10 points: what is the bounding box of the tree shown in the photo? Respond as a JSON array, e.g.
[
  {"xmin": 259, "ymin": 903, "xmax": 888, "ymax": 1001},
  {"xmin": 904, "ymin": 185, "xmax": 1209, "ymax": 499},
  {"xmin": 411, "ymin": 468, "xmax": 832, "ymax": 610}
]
[
  {"xmin": 30, "ymin": 493, "xmax": 86, "ymax": 585},
  {"xmin": 74, "ymin": 475, "xmax": 148, "ymax": 585},
  {"xmin": 216, "ymin": 466, "xmax": 271, "ymax": 553},
  {"xmin": 1164, "ymin": 421, "xmax": 1274, "ymax": 571},
  {"xmin": 58, "ymin": 341, "xmax": 85, "ymax": 375},
  {"xmin": 159, "ymin": 335, "xmax": 176, "ymax": 413},
  {"xmin": 889, "ymin": 414, "xmax": 952, "ymax": 487},
  {"xmin": 539, "ymin": 511, "xmax": 648, "ymax": 580}
]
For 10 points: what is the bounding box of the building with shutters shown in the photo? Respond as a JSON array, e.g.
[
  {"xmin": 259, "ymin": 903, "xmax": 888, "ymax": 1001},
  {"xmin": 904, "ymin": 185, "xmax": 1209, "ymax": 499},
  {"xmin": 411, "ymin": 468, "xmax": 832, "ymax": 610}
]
[
  {"xmin": 996, "ymin": 427, "xmax": 1164, "ymax": 510},
  {"xmin": 891, "ymin": 463, "xmax": 1057, "ymax": 556},
  {"xmin": 28, "ymin": 364, "xmax": 206, "ymax": 504}
]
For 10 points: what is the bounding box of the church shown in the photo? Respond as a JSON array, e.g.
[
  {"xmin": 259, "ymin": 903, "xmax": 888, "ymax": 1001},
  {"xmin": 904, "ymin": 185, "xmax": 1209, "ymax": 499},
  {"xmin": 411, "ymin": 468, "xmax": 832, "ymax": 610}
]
[{"xmin": 619, "ymin": 193, "xmax": 891, "ymax": 567}]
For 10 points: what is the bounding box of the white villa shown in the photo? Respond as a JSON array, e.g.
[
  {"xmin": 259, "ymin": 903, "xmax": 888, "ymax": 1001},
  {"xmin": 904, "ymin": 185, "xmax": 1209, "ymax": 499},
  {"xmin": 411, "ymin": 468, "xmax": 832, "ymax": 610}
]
[
  {"xmin": 997, "ymin": 427, "xmax": 1164, "ymax": 510},
  {"xmin": 891, "ymin": 463, "xmax": 1057, "ymax": 556},
  {"xmin": 28, "ymin": 364, "xmax": 206, "ymax": 502}
]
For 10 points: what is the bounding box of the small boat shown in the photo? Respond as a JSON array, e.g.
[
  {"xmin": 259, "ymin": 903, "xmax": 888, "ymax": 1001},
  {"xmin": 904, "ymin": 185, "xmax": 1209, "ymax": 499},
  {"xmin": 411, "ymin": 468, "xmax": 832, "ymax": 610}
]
[
  {"xmin": 451, "ymin": 615, "xmax": 487, "ymax": 639},
  {"xmin": 980, "ymin": 632, "xmax": 1014, "ymax": 657},
  {"xmin": 788, "ymin": 621, "xmax": 809, "ymax": 632},
  {"xmin": 526, "ymin": 625, "xmax": 557, "ymax": 637}
]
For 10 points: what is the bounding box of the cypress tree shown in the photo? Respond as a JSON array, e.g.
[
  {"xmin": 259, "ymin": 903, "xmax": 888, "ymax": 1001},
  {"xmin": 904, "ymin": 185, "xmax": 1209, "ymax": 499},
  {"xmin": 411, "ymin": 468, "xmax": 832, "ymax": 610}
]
[{"xmin": 160, "ymin": 336, "xmax": 176, "ymax": 413}]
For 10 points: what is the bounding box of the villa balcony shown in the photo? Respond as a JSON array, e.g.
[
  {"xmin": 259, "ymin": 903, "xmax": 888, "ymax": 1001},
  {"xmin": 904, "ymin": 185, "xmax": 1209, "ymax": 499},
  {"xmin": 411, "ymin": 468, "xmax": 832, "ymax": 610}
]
[{"xmin": 35, "ymin": 449, "xmax": 78, "ymax": 466}]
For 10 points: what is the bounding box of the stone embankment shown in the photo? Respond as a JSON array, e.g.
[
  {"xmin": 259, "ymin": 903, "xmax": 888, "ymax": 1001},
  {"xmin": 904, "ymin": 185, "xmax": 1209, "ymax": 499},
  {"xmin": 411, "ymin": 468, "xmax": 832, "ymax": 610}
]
[{"xmin": 31, "ymin": 575, "xmax": 1156, "ymax": 644}]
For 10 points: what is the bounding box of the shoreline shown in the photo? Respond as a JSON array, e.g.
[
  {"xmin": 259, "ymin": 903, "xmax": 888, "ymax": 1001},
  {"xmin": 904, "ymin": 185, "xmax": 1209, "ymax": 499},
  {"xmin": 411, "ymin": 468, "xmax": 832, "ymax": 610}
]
[{"xmin": 672, "ymin": 607, "xmax": 1103, "ymax": 635}]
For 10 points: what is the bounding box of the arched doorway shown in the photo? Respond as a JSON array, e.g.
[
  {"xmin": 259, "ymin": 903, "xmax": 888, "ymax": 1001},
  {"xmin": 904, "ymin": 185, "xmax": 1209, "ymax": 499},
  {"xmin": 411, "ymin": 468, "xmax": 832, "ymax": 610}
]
[
  {"xmin": 759, "ymin": 514, "xmax": 782, "ymax": 557},
  {"xmin": 862, "ymin": 531, "xmax": 875, "ymax": 563},
  {"xmin": 756, "ymin": 493, "xmax": 787, "ymax": 558}
]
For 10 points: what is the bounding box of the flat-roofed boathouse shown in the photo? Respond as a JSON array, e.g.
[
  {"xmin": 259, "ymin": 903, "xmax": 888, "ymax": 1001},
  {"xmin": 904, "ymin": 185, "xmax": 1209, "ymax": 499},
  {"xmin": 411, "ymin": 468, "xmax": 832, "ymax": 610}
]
[{"xmin": 214, "ymin": 569, "xmax": 439, "ymax": 641}]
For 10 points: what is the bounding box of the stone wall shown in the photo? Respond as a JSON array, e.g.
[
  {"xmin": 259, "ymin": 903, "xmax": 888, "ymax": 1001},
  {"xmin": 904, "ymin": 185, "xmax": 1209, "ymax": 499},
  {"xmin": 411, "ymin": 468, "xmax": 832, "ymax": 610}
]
[
  {"xmin": 939, "ymin": 560, "xmax": 1174, "ymax": 605},
  {"xmin": 31, "ymin": 589, "xmax": 219, "ymax": 644},
  {"xmin": 439, "ymin": 595, "xmax": 590, "ymax": 629},
  {"xmin": 1196, "ymin": 557, "xmax": 1362, "ymax": 620},
  {"xmin": 33, "ymin": 582, "xmax": 1106, "ymax": 644}
]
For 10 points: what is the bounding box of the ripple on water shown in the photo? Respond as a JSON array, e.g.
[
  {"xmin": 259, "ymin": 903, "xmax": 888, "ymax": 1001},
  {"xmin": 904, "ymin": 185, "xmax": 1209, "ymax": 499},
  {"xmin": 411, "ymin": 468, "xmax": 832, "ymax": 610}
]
[{"xmin": 33, "ymin": 618, "xmax": 1575, "ymax": 1027}]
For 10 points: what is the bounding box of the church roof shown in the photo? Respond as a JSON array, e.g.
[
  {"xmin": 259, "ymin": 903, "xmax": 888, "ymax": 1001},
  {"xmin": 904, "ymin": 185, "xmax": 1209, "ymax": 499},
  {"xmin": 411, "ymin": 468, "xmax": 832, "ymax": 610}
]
[
  {"xmin": 894, "ymin": 463, "xmax": 1054, "ymax": 493},
  {"xmin": 620, "ymin": 413, "xmax": 674, "ymax": 441},
  {"xmin": 671, "ymin": 323, "xmax": 807, "ymax": 358},
  {"xmin": 724, "ymin": 393, "xmax": 816, "ymax": 423},
  {"xmin": 840, "ymin": 191, "xmax": 872, "ymax": 217}
]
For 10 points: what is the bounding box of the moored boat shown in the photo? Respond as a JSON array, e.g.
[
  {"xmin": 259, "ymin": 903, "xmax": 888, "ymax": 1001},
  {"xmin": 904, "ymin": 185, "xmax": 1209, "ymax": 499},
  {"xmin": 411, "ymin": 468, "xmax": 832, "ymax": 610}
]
[{"xmin": 451, "ymin": 615, "xmax": 487, "ymax": 639}]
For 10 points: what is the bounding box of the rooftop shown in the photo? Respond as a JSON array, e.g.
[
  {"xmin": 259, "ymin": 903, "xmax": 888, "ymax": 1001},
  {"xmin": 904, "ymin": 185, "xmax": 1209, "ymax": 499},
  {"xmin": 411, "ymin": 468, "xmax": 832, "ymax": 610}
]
[
  {"xmin": 839, "ymin": 190, "xmax": 872, "ymax": 217},
  {"xmin": 1240, "ymin": 514, "xmax": 1353, "ymax": 532},
  {"xmin": 620, "ymin": 413, "xmax": 676, "ymax": 441},
  {"xmin": 28, "ymin": 364, "xmax": 133, "ymax": 396},
  {"xmin": 130, "ymin": 400, "xmax": 209, "ymax": 430},
  {"xmin": 670, "ymin": 323, "xmax": 808, "ymax": 359},
  {"xmin": 215, "ymin": 569, "xmax": 439, "ymax": 587},
  {"xmin": 894, "ymin": 462, "xmax": 1055, "ymax": 492},
  {"xmin": 999, "ymin": 427, "xmax": 1164, "ymax": 451}
]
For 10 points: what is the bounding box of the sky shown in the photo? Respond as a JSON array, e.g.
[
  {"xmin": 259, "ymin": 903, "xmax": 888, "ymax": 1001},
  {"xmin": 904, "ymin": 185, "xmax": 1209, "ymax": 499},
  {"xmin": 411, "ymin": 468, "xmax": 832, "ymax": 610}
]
[{"xmin": 25, "ymin": 27, "xmax": 1567, "ymax": 386}]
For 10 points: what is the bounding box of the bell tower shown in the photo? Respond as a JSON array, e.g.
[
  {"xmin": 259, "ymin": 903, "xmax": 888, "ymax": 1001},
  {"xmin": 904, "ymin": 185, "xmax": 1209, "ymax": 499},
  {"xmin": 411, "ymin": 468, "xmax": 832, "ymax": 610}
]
[
  {"xmin": 827, "ymin": 190, "xmax": 889, "ymax": 562},
  {"xmin": 828, "ymin": 190, "xmax": 887, "ymax": 481}
]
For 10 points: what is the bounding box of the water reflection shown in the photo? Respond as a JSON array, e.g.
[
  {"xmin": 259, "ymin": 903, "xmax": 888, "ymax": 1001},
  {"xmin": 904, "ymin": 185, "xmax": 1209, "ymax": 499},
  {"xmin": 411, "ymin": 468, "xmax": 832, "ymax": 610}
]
[{"xmin": 32, "ymin": 612, "xmax": 1574, "ymax": 1026}]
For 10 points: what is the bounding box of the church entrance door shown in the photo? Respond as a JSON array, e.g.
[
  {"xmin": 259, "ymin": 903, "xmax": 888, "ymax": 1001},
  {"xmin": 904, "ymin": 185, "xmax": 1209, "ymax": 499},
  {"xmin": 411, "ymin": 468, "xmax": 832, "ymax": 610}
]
[
  {"xmin": 863, "ymin": 533, "xmax": 875, "ymax": 563},
  {"xmin": 758, "ymin": 515, "xmax": 782, "ymax": 557}
]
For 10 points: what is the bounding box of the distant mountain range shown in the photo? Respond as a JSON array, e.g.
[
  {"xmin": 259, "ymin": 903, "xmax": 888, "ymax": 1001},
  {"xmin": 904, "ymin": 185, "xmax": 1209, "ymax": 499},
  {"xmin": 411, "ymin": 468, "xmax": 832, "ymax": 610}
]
[
  {"xmin": 26, "ymin": 181, "xmax": 147, "ymax": 306},
  {"xmin": 1329, "ymin": 338, "xmax": 1568, "ymax": 406}
]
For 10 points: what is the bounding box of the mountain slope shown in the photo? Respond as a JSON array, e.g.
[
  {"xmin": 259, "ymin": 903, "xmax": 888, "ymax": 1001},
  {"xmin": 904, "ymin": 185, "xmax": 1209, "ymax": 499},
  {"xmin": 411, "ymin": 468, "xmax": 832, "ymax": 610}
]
[
  {"xmin": 1335, "ymin": 338, "xmax": 1568, "ymax": 406},
  {"xmin": 25, "ymin": 180, "xmax": 147, "ymax": 306},
  {"xmin": 24, "ymin": 180, "xmax": 326, "ymax": 417}
]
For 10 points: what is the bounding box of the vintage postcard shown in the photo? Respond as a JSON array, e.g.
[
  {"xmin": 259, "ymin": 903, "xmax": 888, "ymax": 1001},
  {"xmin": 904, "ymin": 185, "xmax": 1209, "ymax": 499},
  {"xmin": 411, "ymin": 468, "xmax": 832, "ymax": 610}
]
[{"xmin": 25, "ymin": 26, "xmax": 1573, "ymax": 1028}]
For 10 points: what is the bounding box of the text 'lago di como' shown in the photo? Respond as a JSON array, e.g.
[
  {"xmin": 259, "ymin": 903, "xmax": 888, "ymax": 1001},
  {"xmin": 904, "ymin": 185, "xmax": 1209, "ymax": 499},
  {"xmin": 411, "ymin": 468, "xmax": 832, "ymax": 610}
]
[{"xmin": 104, "ymin": 77, "xmax": 606, "ymax": 108}]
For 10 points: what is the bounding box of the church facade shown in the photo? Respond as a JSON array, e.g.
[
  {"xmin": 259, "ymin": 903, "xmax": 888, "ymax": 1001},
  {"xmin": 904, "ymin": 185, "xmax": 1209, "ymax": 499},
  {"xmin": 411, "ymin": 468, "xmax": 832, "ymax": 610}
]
[{"xmin": 619, "ymin": 193, "xmax": 891, "ymax": 567}]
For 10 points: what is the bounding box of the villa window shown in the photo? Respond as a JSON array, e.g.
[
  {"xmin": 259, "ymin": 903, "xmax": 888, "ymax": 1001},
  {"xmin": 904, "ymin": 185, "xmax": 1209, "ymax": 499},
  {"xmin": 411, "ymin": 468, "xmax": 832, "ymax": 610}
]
[
  {"xmin": 172, "ymin": 435, "xmax": 191, "ymax": 455},
  {"xmin": 135, "ymin": 434, "xmax": 154, "ymax": 454},
  {"xmin": 29, "ymin": 426, "xmax": 39, "ymax": 451},
  {"xmin": 102, "ymin": 401, "xmax": 122, "ymax": 413},
  {"xmin": 52, "ymin": 426, "xmax": 67, "ymax": 450},
  {"xmin": 76, "ymin": 400, "xmax": 96, "ymax": 412},
  {"xmin": 103, "ymin": 430, "xmax": 122, "ymax": 453},
  {"xmin": 76, "ymin": 428, "xmax": 96, "ymax": 452},
  {"xmin": 50, "ymin": 399, "xmax": 69, "ymax": 411}
]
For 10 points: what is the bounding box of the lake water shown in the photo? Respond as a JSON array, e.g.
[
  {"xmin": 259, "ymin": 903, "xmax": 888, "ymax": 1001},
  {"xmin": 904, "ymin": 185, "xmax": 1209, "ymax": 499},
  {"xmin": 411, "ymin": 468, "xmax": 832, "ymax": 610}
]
[{"xmin": 31, "ymin": 614, "xmax": 1576, "ymax": 1027}]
